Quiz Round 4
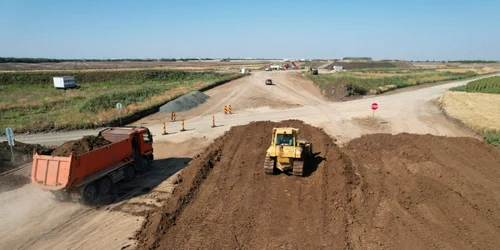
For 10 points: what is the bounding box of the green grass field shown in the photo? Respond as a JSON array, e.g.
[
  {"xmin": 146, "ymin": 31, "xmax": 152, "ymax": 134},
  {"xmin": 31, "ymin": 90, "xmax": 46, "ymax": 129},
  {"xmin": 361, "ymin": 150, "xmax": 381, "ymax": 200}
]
[
  {"xmin": 307, "ymin": 68, "xmax": 485, "ymax": 98},
  {"xmin": 0, "ymin": 70, "xmax": 243, "ymax": 134},
  {"xmin": 450, "ymin": 76, "xmax": 500, "ymax": 94}
]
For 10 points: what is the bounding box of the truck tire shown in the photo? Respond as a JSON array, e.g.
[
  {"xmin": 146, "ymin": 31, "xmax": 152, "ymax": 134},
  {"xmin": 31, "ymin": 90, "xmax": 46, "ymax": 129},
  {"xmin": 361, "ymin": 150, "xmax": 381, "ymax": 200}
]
[
  {"xmin": 124, "ymin": 165, "xmax": 136, "ymax": 182},
  {"xmin": 97, "ymin": 177, "xmax": 113, "ymax": 196},
  {"xmin": 80, "ymin": 183, "xmax": 97, "ymax": 205}
]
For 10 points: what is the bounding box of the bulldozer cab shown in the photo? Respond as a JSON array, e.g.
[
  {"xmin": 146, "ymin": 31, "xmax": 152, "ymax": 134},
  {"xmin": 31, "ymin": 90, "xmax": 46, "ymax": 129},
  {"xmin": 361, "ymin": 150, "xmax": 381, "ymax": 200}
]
[
  {"xmin": 276, "ymin": 133, "xmax": 294, "ymax": 146},
  {"xmin": 272, "ymin": 128, "xmax": 297, "ymax": 147}
]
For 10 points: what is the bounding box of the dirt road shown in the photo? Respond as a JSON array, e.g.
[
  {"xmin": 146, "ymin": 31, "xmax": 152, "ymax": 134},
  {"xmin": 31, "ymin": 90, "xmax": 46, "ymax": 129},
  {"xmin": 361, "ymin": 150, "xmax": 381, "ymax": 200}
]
[
  {"xmin": 0, "ymin": 139, "xmax": 208, "ymax": 250},
  {"xmin": 132, "ymin": 70, "xmax": 327, "ymax": 125},
  {"xmin": 4, "ymin": 72, "xmax": 497, "ymax": 146},
  {"xmin": 1, "ymin": 71, "xmax": 498, "ymax": 250}
]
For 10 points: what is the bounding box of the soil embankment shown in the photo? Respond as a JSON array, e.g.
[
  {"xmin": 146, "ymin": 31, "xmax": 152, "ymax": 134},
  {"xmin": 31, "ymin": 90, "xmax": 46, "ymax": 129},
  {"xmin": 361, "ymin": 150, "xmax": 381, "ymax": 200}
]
[
  {"xmin": 0, "ymin": 141, "xmax": 50, "ymax": 173},
  {"xmin": 343, "ymin": 133, "xmax": 500, "ymax": 249},
  {"xmin": 135, "ymin": 120, "xmax": 500, "ymax": 249},
  {"xmin": 0, "ymin": 141, "xmax": 52, "ymax": 193},
  {"xmin": 136, "ymin": 120, "xmax": 356, "ymax": 249}
]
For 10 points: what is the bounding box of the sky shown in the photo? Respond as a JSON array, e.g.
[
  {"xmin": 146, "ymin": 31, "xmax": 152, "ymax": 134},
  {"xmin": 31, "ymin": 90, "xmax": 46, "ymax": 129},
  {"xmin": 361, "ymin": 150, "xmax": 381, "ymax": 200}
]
[{"xmin": 0, "ymin": 0, "xmax": 499, "ymax": 61}]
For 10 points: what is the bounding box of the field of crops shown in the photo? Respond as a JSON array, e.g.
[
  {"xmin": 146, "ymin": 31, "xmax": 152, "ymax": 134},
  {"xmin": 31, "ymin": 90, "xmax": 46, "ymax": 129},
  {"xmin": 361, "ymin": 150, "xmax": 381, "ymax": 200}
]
[
  {"xmin": 307, "ymin": 68, "xmax": 481, "ymax": 98},
  {"xmin": 0, "ymin": 70, "xmax": 243, "ymax": 133},
  {"xmin": 450, "ymin": 76, "xmax": 500, "ymax": 94},
  {"xmin": 439, "ymin": 91, "xmax": 500, "ymax": 147}
]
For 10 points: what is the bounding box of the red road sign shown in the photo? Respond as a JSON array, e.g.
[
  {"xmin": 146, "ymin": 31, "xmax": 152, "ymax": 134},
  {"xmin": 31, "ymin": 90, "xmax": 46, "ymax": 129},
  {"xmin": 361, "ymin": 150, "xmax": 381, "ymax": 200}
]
[{"xmin": 371, "ymin": 103, "xmax": 378, "ymax": 110}]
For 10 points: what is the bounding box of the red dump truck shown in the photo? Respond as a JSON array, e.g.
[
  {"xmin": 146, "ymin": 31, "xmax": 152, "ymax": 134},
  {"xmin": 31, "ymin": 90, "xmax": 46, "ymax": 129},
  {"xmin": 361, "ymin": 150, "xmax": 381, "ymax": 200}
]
[{"xmin": 31, "ymin": 126, "xmax": 154, "ymax": 204}]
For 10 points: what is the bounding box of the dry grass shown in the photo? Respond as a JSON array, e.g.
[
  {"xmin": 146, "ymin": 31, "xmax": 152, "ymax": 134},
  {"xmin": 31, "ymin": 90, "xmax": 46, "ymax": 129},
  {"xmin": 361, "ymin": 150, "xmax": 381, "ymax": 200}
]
[
  {"xmin": 436, "ymin": 67, "xmax": 497, "ymax": 74},
  {"xmin": 439, "ymin": 91, "xmax": 500, "ymax": 133},
  {"xmin": 0, "ymin": 60, "xmax": 270, "ymax": 72}
]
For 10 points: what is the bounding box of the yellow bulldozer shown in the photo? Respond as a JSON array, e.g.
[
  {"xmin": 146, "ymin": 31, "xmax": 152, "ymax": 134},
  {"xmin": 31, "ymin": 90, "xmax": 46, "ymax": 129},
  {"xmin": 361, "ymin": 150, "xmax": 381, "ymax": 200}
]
[{"xmin": 263, "ymin": 127, "xmax": 313, "ymax": 176}]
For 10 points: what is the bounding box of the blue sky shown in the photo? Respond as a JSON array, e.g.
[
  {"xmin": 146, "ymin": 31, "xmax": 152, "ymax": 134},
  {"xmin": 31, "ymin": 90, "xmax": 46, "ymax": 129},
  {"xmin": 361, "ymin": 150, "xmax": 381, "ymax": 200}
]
[{"xmin": 1, "ymin": 0, "xmax": 499, "ymax": 60}]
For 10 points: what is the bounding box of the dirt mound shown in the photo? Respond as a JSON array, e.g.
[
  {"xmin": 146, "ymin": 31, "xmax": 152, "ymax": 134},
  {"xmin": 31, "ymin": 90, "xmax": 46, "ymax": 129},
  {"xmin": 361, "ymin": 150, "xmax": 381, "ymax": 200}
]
[
  {"xmin": 159, "ymin": 91, "xmax": 210, "ymax": 113},
  {"xmin": 135, "ymin": 123, "xmax": 500, "ymax": 250},
  {"xmin": 50, "ymin": 135, "xmax": 111, "ymax": 157},
  {"xmin": 343, "ymin": 133, "xmax": 500, "ymax": 249},
  {"xmin": 0, "ymin": 141, "xmax": 52, "ymax": 174},
  {"xmin": 135, "ymin": 120, "xmax": 357, "ymax": 249}
]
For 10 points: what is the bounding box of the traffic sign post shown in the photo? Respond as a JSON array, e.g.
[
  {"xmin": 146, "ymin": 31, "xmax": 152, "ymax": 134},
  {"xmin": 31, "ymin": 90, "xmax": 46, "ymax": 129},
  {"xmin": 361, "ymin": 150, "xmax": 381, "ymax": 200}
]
[
  {"xmin": 371, "ymin": 103, "xmax": 378, "ymax": 117},
  {"xmin": 5, "ymin": 127, "xmax": 15, "ymax": 162},
  {"xmin": 116, "ymin": 102, "xmax": 123, "ymax": 126}
]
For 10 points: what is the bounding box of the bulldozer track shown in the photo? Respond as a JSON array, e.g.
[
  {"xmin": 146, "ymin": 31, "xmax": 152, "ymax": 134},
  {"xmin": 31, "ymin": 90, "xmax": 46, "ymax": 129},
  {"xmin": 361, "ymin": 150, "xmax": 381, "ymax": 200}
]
[
  {"xmin": 292, "ymin": 160, "xmax": 304, "ymax": 176},
  {"xmin": 263, "ymin": 156, "xmax": 275, "ymax": 175}
]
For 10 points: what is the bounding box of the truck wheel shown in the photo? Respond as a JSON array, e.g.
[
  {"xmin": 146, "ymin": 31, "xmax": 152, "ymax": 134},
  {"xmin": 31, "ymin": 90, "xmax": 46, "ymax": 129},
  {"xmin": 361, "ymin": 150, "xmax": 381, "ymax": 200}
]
[
  {"xmin": 80, "ymin": 183, "xmax": 97, "ymax": 205},
  {"xmin": 124, "ymin": 165, "xmax": 136, "ymax": 182},
  {"xmin": 97, "ymin": 177, "xmax": 113, "ymax": 196}
]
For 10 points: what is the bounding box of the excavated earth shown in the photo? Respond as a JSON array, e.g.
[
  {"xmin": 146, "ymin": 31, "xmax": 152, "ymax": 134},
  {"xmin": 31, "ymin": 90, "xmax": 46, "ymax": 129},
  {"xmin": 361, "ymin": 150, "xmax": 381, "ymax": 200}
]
[
  {"xmin": 0, "ymin": 140, "xmax": 51, "ymax": 173},
  {"xmin": 135, "ymin": 120, "xmax": 500, "ymax": 249},
  {"xmin": 136, "ymin": 120, "xmax": 357, "ymax": 249},
  {"xmin": 0, "ymin": 141, "xmax": 53, "ymax": 194},
  {"xmin": 50, "ymin": 135, "xmax": 111, "ymax": 157}
]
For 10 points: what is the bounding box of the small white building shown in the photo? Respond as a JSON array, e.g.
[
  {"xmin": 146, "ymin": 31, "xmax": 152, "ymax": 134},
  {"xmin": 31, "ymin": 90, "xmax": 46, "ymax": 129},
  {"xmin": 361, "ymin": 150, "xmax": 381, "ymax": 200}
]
[
  {"xmin": 53, "ymin": 76, "xmax": 77, "ymax": 89},
  {"xmin": 241, "ymin": 68, "xmax": 247, "ymax": 73},
  {"xmin": 333, "ymin": 66, "xmax": 344, "ymax": 71}
]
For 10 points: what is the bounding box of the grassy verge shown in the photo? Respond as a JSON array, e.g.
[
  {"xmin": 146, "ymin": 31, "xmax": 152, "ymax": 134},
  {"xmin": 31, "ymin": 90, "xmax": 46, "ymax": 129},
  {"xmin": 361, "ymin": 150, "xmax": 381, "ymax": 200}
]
[
  {"xmin": 439, "ymin": 91, "xmax": 500, "ymax": 147},
  {"xmin": 306, "ymin": 67, "xmax": 493, "ymax": 98},
  {"xmin": 0, "ymin": 70, "xmax": 244, "ymax": 134},
  {"xmin": 450, "ymin": 76, "xmax": 500, "ymax": 94},
  {"xmin": 485, "ymin": 134, "xmax": 500, "ymax": 146}
]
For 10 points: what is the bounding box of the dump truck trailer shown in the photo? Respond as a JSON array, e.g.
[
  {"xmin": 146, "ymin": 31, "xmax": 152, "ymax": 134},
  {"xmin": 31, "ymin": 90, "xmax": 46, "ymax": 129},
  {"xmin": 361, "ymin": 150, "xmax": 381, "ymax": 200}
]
[{"xmin": 31, "ymin": 126, "xmax": 154, "ymax": 205}]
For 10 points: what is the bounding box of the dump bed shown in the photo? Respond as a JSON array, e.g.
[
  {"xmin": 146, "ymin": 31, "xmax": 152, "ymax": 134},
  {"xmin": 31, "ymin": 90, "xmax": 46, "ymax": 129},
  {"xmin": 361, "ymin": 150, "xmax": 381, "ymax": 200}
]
[{"xmin": 31, "ymin": 138, "xmax": 133, "ymax": 191}]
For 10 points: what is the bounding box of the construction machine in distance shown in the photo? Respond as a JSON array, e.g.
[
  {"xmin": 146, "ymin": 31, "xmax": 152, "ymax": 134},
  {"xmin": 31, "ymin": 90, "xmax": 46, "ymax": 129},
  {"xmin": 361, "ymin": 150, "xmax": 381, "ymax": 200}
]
[
  {"xmin": 264, "ymin": 127, "xmax": 313, "ymax": 176},
  {"xmin": 265, "ymin": 79, "xmax": 273, "ymax": 85}
]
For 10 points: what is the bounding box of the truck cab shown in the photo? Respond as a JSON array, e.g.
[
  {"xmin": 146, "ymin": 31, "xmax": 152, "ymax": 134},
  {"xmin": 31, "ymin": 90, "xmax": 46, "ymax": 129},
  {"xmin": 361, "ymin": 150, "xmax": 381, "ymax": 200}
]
[{"xmin": 99, "ymin": 126, "xmax": 154, "ymax": 165}]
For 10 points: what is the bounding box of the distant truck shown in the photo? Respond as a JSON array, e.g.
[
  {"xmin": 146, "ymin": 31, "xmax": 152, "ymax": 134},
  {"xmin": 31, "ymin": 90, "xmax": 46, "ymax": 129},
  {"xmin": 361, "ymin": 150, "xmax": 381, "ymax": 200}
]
[
  {"xmin": 270, "ymin": 65, "xmax": 281, "ymax": 70},
  {"xmin": 31, "ymin": 126, "xmax": 154, "ymax": 205},
  {"xmin": 265, "ymin": 79, "xmax": 273, "ymax": 85},
  {"xmin": 53, "ymin": 76, "xmax": 77, "ymax": 89},
  {"xmin": 309, "ymin": 67, "xmax": 319, "ymax": 75}
]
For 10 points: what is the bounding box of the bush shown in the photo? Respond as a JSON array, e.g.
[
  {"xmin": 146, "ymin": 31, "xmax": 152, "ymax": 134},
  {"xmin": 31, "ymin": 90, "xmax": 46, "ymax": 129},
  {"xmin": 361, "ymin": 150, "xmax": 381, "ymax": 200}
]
[
  {"xmin": 78, "ymin": 86, "xmax": 168, "ymax": 113},
  {"xmin": 485, "ymin": 133, "xmax": 500, "ymax": 146}
]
